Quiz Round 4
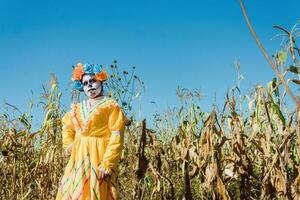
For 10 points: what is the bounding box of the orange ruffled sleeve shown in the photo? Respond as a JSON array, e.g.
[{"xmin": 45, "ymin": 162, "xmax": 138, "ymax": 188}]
[
  {"xmin": 100, "ymin": 103, "xmax": 126, "ymax": 173},
  {"xmin": 61, "ymin": 112, "xmax": 75, "ymax": 150}
]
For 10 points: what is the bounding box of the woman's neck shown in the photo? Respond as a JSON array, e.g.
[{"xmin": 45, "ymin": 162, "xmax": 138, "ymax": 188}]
[{"xmin": 88, "ymin": 95, "xmax": 105, "ymax": 104}]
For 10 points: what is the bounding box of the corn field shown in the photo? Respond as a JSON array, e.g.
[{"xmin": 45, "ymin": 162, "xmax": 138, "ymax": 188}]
[{"xmin": 1, "ymin": 20, "xmax": 300, "ymax": 200}]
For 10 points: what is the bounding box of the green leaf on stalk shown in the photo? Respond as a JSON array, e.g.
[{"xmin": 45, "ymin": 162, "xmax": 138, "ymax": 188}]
[
  {"xmin": 276, "ymin": 51, "xmax": 287, "ymax": 64},
  {"xmin": 271, "ymin": 102, "xmax": 286, "ymax": 126}
]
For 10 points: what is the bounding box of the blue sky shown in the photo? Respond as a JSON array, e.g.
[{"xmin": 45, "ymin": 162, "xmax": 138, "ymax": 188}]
[{"xmin": 0, "ymin": 0, "xmax": 299, "ymax": 129}]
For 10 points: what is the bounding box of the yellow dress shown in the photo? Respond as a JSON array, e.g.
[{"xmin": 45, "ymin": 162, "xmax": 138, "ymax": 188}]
[{"xmin": 56, "ymin": 97, "xmax": 125, "ymax": 200}]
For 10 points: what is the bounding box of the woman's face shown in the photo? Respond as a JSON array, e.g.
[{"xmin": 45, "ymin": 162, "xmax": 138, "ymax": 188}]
[{"xmin": 82, "ymin": 74, "xmax": 102, "ymax": 99}]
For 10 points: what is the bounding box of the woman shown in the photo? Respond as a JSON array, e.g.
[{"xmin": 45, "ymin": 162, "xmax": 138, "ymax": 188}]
[{"xmin": 56, "ymin": 63, "xmax": 125, "ymax": 200}]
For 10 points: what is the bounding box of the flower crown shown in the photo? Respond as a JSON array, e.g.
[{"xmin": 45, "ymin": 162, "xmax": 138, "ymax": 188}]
[{"xmin": 72, "ymin": 63, "xmax": 108, "ymax": 91}]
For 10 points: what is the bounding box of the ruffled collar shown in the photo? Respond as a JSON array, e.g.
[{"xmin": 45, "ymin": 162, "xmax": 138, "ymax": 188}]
[
  {"xmin": 80, "ymin": 96, "xmax": 107, "ymax": 123},
  {"xmin": 70, "ymin": 96, "xmax": 118, "ymax": 135}
]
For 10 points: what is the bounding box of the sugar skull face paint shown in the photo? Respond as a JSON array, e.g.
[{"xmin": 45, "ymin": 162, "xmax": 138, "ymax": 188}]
[{"xmin": 82, "ymin": 74, "xmax": 102, "ymax": 99}]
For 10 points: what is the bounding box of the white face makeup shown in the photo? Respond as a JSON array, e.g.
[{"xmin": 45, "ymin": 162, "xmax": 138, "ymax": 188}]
[{"xmin": 82, "ymin": 74, "xmax": 102, "ymax": 99}]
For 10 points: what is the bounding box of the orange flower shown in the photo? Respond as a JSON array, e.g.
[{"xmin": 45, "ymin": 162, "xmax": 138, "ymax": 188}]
[
  {"xmin": 72, "ymin": 63, "xmax": 85, "ymax": 81},
  {"xmin": 95, "ymin": 70, "xmax": 108, "ymax": 81}
]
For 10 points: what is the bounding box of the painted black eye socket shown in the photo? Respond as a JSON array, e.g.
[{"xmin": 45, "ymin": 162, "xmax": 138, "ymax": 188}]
[
  {"xmin": 82, "ymin": 79, "xmax": 96, "ymax": 86},
  {"xmin": 82, "ymin": 81, "xmax": 88, "ymax": 86}
]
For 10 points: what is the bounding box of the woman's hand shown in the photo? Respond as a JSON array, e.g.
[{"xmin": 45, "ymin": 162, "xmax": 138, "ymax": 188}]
[{"xmin": 97, "ymin": 166, "xmax": 110, "ymax": 180}]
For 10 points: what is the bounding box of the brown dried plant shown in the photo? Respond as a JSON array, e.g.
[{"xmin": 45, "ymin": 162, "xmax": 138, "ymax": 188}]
[{"xmin": 1, "ymin": 18, "xmax": 300, "ymax": 200}]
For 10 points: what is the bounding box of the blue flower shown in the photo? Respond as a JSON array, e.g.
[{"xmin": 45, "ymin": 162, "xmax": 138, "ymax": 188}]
[
  {"xmin": 74, "ymin": 80, "xmax": 84, "ymax": 91},
  {"xmin": 93, "ymin": 65, "xmax": 102, "ymax": 74},
  {"xmin": 83, "ymin": 64, "xmax": 94, "ymax": 74}
]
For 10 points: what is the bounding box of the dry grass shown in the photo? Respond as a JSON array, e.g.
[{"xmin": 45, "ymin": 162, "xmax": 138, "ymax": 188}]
[{"xmin": 1, "ymin": 24, "xmax": 300, "ymax": 199}]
